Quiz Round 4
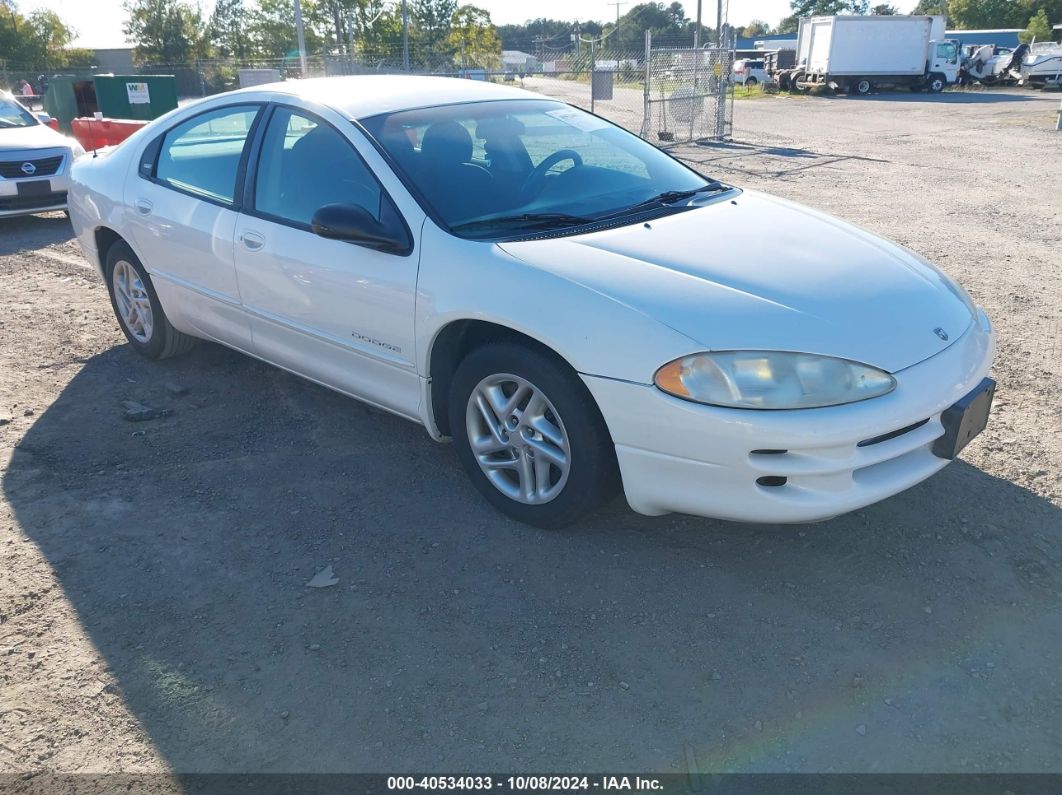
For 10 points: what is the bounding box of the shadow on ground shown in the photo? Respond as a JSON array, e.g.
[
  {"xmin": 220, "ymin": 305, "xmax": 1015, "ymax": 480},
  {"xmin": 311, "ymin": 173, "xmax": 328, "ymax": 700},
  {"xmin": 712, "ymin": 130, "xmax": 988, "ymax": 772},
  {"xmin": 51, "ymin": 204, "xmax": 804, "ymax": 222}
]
[
  {"xmin": 851, "ymin": 91, "xmax": 1045, "ymax": 104},
  {"xmin": 792, "ymin": 90, "xmax": 1043, "ymax": 104},
  {"xmin": 0, "ymin": 213, "xmax": 74, "ymax": 256},
  {"xmin": 5, "ymin": 342, "xmax": 1062, "ymax": 773},
  {"xmin": 676, "ymin": 140, "xmax": 890, "ymax": 181}
]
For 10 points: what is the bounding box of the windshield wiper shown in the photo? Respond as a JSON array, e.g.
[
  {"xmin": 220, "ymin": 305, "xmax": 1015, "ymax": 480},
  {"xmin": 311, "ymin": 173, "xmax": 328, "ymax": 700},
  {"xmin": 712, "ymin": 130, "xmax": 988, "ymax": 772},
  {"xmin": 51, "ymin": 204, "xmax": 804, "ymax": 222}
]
[
  {"xmin": 599, "ymin": 181, "xmax": 730, "ymax": 220},
  {"xmin": 452, "ymin": 212, "xmax": 594, "ymax": 234}
]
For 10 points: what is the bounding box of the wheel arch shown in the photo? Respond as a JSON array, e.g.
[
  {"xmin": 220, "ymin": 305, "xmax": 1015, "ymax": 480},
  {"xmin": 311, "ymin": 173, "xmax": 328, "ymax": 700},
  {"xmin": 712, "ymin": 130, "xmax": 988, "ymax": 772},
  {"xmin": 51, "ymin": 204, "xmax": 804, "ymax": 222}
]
[
  {"xmin": 426, "ymin": 319, "xmax": 584, "ymax": 438},
  {"xmin": 94, "ymin": 226, "xmax": 124, "ymax": 274}
]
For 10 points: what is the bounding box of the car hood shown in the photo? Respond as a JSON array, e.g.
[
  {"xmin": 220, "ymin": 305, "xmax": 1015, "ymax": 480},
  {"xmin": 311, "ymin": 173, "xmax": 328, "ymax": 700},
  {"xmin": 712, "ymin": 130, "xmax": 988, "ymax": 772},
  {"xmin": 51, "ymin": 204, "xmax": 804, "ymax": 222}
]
[
  {"xmin": 499, "ymin": 190, "xmax": 973, "ymax": 374},
  {"xmin": 0, "ymin": 124, "xmax": 72, "ymax": 154}
]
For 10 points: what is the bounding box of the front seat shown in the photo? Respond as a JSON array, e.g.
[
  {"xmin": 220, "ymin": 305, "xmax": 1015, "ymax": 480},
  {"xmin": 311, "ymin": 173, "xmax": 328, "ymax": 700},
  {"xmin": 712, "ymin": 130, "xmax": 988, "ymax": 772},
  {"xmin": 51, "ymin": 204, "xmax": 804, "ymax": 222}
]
[
  {"xmin": 282, "ymin": 124, "xmax": 379, "ymax": 224},
  {"xmin": 418, "ymin": 121, "xmax": 494, "ymax": 221}
]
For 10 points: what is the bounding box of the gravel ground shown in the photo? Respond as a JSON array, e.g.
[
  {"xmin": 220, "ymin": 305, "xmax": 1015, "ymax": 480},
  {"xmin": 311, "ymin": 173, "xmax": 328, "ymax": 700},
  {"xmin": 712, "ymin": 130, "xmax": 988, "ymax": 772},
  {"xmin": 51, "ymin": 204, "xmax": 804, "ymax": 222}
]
[{"xmin": 1, "ymin": 89, "xmax": 1060, "ymax": 786}]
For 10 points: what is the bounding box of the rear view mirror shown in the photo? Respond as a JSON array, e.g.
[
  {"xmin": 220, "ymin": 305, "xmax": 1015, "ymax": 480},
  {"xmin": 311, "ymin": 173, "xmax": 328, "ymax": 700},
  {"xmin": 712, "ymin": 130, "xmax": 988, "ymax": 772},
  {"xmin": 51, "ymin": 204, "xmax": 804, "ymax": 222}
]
[{"xmin": 310, "ymin": 203, "xmax": 410, "ymax": 255}]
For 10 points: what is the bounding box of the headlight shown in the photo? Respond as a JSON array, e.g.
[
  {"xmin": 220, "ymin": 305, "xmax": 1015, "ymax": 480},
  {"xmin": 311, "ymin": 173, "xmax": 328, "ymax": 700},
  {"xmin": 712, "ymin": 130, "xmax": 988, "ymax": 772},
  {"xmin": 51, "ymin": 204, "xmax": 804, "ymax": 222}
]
[{"xmin": 654, "ymin": 351, "xmax": 896, "ymax": 409}]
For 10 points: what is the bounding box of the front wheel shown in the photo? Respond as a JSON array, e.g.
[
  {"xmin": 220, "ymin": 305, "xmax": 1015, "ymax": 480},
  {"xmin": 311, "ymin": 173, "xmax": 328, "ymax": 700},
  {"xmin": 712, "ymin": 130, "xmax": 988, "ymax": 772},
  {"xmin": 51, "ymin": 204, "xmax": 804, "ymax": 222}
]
[
  {"xmin": 926, "ymin": 74, "xmax": 946, "ymax": 93},
  {"xmin": 449, "ymin": 343, "xmax": 618, "ymax": 528},
  {"xmin": 745, "ymin": 77, "xmax": 758, "ymax": 87}
]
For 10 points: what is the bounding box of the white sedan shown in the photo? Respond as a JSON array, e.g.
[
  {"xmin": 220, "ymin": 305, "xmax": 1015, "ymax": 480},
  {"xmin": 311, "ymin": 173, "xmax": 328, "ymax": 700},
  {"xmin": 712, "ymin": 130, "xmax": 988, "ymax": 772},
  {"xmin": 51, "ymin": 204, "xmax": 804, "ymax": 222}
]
[
  {"xmin": 1, "ymin": 91, "xmax": 84, "ymax": 218},
  {"xmin": 68, "ymin": 76, "xmax": 995, "ymax": 528}
]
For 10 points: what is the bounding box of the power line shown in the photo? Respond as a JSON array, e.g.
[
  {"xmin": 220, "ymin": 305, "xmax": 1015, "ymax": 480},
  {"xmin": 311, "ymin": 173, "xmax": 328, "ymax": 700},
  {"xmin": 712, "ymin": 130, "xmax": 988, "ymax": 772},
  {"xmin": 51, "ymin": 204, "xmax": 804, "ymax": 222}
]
[{"xmin": 606, "ymin": 1, "xmax": 628, "ymax": 25}]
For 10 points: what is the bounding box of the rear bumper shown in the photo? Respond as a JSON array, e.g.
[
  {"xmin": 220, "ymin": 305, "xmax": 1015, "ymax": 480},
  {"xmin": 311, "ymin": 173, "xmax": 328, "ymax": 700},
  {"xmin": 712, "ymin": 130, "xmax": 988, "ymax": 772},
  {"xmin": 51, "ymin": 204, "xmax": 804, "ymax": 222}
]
[{"xmin": 582, "ymin": 310, "xmax": 994, "ymax": 524}]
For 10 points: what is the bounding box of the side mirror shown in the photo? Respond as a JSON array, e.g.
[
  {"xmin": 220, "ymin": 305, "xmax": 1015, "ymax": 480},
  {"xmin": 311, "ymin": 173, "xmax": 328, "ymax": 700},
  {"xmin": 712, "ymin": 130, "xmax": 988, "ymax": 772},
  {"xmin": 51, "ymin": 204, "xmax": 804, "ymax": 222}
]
[
  {"xmin": 310, "ymin": 203, "xmax": 409, "ymax": 254},
  {"xmin": 36, "ymin": 112, "xmax": 52, "ymax": 125}
]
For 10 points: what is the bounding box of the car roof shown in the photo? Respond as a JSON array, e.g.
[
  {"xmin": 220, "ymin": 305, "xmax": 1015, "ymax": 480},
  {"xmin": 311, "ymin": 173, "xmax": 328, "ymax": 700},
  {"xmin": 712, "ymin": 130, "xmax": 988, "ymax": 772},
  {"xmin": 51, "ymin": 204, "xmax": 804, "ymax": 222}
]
[{"xmin": 229, "ymin": 75, "xmax": 547, "ymax": 120}]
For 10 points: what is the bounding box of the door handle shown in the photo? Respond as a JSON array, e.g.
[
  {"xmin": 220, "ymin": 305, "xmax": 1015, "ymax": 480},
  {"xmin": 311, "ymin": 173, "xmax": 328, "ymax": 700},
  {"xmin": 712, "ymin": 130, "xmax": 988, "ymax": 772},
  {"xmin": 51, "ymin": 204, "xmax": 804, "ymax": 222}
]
[
  {"xmin": 134, "ymin": 199, "xmax": 153, "ymax": 216},
  {"xmin": 239, "ymin": 231, "xmax": 265, "ymax": 251}
]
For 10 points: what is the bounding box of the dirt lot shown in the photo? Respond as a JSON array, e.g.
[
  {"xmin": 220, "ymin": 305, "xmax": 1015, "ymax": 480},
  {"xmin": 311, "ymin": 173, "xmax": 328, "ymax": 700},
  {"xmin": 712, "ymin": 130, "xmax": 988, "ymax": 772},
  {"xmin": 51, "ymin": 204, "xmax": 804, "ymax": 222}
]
[{"xmin": 1, "ymin": 90, "xmax": 1061, "ymax": 785}]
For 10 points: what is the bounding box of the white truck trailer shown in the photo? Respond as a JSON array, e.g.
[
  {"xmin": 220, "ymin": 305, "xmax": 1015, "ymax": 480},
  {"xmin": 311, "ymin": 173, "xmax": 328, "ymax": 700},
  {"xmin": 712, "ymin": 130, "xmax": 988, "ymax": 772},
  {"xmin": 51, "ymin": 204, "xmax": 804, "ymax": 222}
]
[{"xmin": 791, "ymin": 15, "xmax": 960, "ymax": 94}]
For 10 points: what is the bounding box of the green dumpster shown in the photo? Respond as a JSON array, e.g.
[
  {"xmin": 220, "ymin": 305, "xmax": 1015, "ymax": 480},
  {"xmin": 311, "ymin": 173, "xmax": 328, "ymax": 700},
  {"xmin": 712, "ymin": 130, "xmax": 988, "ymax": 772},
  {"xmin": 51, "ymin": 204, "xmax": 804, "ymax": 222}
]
[{"xmin": 43, "ymin": 74, "xmax": 178, "ymax": 132}]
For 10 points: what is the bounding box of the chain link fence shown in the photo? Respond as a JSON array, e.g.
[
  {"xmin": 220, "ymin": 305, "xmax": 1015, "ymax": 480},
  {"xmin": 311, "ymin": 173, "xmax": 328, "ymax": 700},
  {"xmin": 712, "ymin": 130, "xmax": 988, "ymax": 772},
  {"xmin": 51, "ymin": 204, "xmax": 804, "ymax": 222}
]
[
  {"xmin": 3, "ymin": 37, "xmax": 734, "ymax": 145},
  {"xmin": 643, "ymin": 33, "xmax": 734, "ymax": 145}
]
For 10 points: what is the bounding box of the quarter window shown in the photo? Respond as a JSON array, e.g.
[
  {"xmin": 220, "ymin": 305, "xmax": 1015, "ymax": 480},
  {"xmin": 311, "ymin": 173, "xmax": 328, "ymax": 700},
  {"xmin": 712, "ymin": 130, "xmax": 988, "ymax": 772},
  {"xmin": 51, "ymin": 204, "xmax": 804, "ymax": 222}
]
[
  {"xmin": 254, "ymin": 107, "xmax": 383, "ymax": 227},
  {"xmin": 155, "ymin": 105, "xmax": 259, "ymax": 204}
]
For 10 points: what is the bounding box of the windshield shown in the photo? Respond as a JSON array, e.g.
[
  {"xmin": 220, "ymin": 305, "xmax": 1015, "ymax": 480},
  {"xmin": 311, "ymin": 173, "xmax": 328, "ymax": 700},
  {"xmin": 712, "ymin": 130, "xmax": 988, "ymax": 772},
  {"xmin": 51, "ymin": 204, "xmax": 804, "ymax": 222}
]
[
  {"xmin": 361, "ymin": 99, "xmax": 719, "ymax": 239},
  {"xmin": 0, "ymin": 97, "xmax": 37, "ymax": 129}
]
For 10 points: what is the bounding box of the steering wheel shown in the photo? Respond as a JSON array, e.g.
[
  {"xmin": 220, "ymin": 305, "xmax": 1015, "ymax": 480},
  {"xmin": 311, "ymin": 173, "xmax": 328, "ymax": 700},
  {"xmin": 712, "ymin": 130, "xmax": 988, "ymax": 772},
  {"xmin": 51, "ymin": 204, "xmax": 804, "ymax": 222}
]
[{"xmin": 520, "ymin": 149, "xmax": 584, "ymax": 198}]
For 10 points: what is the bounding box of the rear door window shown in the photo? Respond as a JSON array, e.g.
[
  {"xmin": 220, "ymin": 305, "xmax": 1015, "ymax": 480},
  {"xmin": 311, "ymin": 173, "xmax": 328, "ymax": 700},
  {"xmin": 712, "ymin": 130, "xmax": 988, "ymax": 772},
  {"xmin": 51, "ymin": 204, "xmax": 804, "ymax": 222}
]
[{"xmin": 154, "ymin": 105, "xmax": 260, "ymax": 205}]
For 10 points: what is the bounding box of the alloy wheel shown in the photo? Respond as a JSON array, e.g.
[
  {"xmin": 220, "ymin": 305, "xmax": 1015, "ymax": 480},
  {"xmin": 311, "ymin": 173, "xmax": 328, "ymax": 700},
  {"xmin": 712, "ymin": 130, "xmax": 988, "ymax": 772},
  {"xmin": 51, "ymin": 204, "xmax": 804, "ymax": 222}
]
[
  {"xmin": 465, "ymin": 373, "xmax": 571, "ymax": 505},
  {"xmin": 112, "ymin": 260, "xmax": 153, "ymax": 343}
]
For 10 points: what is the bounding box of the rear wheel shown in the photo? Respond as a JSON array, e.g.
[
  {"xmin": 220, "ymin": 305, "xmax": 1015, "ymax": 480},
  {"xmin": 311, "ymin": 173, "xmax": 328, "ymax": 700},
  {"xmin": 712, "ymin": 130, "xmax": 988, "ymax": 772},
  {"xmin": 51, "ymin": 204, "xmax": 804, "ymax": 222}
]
[
  {"xmin": 105, "ymin": 241, "xmax": 197, "ymax": 359},
  {"xmin": 449, "ymin": 343, "xmax": 617, "ymax": 528},
  {"xmin": 745, "ymin": 76, "xmax": 759, "ymax": 87},
  {"xmin": 853, "ymin": 79, "xmax": 873, "ymax": 95}
]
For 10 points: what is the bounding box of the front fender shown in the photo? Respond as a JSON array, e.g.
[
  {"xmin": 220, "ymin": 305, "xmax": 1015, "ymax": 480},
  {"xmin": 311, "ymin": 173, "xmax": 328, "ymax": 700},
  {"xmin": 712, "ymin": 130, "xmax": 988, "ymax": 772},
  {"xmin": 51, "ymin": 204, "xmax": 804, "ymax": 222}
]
[{"xmin": 415, "ymin": 222, "xmax": 701, "ymax": 386}]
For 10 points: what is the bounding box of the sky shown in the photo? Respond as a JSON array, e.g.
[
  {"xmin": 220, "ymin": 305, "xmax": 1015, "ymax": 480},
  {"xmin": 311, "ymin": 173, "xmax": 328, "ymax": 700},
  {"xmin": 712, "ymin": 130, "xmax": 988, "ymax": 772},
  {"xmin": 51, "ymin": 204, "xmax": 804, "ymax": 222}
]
[{"xmin": 24, "ymin": 0, "xmax": 805, "ymax": 50}]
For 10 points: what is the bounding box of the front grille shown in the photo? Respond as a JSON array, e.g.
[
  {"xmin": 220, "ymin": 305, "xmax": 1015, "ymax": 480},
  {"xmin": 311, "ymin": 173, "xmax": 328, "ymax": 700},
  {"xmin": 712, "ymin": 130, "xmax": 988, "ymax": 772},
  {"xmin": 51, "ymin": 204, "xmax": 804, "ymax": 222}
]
[
  {"xmin": 0, "ymin": 155, "xmax": 64, "ymax": 179},
  {"xmin": 0, "ymin": 191, "xmax": 67, "ymax": 212}
]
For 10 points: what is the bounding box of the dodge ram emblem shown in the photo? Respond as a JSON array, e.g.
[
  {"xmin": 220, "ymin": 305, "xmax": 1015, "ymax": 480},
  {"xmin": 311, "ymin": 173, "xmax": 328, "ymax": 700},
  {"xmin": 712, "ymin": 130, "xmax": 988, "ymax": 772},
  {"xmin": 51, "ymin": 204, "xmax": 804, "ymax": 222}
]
[{"xmin": 934, "ymin": 327, "xmax": 949, "ymax": 341}]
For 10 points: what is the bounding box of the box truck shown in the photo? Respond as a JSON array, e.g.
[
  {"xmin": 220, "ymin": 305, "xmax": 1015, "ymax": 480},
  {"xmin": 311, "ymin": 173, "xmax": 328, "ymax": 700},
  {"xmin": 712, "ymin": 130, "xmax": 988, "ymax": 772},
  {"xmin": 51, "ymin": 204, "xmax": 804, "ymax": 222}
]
[{"xmin": 789, "ymin": 15, "xmax": 960, "ymax": 94}]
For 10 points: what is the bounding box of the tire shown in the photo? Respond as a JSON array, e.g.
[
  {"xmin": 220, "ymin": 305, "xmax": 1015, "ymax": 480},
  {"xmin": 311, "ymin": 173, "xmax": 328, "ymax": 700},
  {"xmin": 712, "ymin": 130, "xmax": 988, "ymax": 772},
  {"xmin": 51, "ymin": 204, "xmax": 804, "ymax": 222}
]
[
  {"xmin": 449, "ymin": 342, "xmax": 618, "ymax": 529},
  {"xmin": 745, "ymin": 77, "xmax": 758, "ymax": 87},
  {"xmin": 853, "ymin": 79, "xmax": 873, "ymax": 95},
  {"xmin": 105, "ymin": 240, "xmax": 197, "ymax": 359},
  {"xmin": 927, "ymin": 74, "xmax": 946, "ymax": 93}
]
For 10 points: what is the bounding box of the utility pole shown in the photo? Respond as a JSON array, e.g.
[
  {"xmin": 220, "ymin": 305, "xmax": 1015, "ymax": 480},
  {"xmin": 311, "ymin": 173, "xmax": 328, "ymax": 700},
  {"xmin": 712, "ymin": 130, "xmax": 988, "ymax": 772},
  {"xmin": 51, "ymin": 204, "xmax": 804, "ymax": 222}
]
[
  {"xmin": 401, "ymin": 0, "xmax": 410, "ymax": 72},
  {"xmin": 606, "ymin": 1, "xmax": 627, "ymax": 25},
  {"xmin": 716, "ymin": 0, "xmax": 723, "ymax": 46},
  {"xmin": 293, "ymin": 0, "xmax": 308, "ymax": 77},
  {"xmin": 532, "ymin": 35, "xmax": 547, "ymax": 64},
  {"xmin": 694, "ymin": 0, "xmax": 702, "ymax": 49}
]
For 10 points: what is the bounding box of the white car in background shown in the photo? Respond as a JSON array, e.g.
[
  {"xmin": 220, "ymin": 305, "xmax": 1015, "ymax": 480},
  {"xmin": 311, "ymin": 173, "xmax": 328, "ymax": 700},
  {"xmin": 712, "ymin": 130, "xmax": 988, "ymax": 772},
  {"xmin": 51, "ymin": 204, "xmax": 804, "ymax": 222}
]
[
  {"xmin": 732, "ymin": 59, "xmax": 769, "ymax": 86},
  {"xmin": 0, "ymin": 91, "xmax": 84, "ymax": 218},
  {"xmin": 67, "ymin": 76, "xmax": 994, "ymax": 528}
]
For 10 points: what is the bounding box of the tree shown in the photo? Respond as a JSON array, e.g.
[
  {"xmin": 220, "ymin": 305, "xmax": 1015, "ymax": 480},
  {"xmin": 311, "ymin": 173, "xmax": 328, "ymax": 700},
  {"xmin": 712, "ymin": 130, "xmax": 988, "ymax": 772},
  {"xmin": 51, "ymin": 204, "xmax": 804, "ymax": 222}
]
[
  {"xmin": 349, "ymin": 0, "xmax": 404, "ymax": 64},
  {"xmin": 910, "ymin": 0, "xmax": 948, "ymax": 14},
  {"xmin": 785, "ymin": 0, "xmax": 866, "ymax": 22},
  {"xmin": 776, "ymin": 15, "xmax": 800, "ymax": 33},
  {"xmin": 740, "ymin": 19, "xmax": 772, "ymax": 37},
  {"xmin": 666, "ymin": 1, "xmax": 686, "ymax": 25},
  {"xmin": 124, "ymin": 0, "xmax": 208, "ymax": 64},
  {"xmin": 411, "ymin": 0, "xmax": 456, "ymax": 67},
  {"xmin": 21, "ymin": 10, "xmax": 75, "ymax": 69},
  {"xmin": 0, "ymin": 2, "xmax": 95, "ymax": 71},
  {"xmin": 209, "ymin": 0, "xmax": 251, "ymax": 59},
  {"xmin": 448, "ymin": 4, "xmax": 500, "ymax": 68},
  {"xmin": 249, "ymin": 0, "xmax": 322, "ymax": 59},
  {"xmin": 1019, "ymin": 7, "xmax": 1052, "ymax": 42},
  {"xmin": 604, "ymin": 2, "xmax": 693, "ymax": 51},
  {"xmin": 870, "ymin": 3, "xmax": 898, "ymax": 12}
]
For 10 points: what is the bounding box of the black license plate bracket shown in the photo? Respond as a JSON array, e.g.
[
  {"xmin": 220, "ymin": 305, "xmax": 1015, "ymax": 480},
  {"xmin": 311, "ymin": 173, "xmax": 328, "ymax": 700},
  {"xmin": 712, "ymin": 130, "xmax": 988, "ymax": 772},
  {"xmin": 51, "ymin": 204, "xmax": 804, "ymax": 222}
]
[{"xmin": 932, "ymin": 377, "xmax": 995, "ymax": 460}]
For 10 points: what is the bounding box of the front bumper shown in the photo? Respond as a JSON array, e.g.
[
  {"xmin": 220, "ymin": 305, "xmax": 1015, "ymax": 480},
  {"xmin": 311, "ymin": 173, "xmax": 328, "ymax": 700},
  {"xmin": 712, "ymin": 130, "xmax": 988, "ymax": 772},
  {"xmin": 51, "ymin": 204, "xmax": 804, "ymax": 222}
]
[
  {"xmin": 0, "ymin": 148, "xmax": 71, "ymax": 218},
  {"xmin": 583, "ymin": 311, "xmax": 994, "ymax": 524}
]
